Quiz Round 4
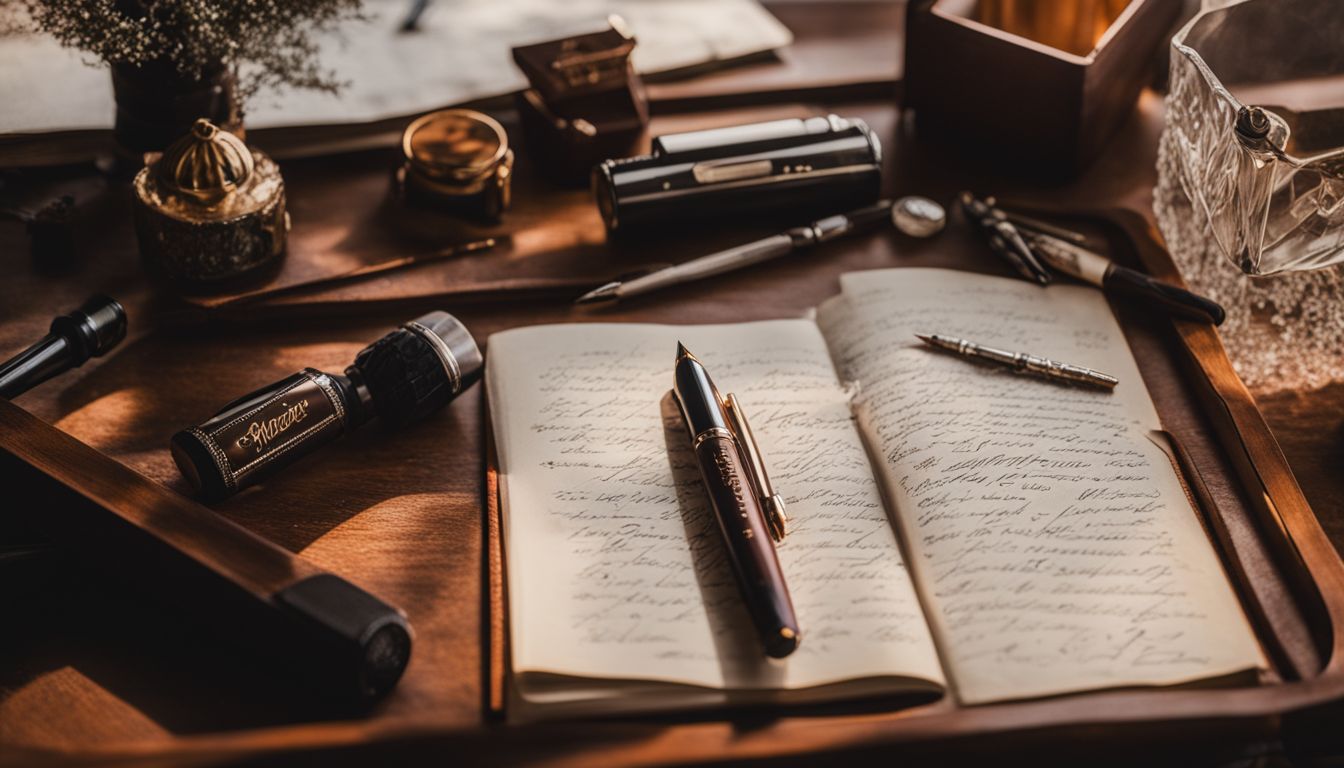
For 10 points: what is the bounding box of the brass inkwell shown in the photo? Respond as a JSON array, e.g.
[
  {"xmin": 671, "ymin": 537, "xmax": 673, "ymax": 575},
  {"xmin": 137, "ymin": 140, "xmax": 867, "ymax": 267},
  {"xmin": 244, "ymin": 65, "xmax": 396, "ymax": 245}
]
[
  {"xmin": 397, "ymin": 109, "xmax": 514, "ymax": 220},
  {"xmin": 132, "ymin": 119, "xmax": 289, "ymax": 284}
]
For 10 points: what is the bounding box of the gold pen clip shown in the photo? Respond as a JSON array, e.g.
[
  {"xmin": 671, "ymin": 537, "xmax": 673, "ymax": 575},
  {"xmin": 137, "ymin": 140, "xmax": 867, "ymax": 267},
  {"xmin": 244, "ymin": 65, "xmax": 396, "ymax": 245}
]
[{"xmin": 723, "ymin": 393, "xmax": 788, "ymax": 543}]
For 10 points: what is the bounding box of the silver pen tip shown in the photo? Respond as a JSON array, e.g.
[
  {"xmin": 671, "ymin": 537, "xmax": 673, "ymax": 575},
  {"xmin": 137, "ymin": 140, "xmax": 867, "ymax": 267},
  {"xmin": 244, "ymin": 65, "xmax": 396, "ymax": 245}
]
[
  {"xmin": 915, "ymin": 333, "xmax": 934, "ymax": 345},
  {"xmin": 574, "ymin": 281, "xmax": 622, "ymax": 305}
]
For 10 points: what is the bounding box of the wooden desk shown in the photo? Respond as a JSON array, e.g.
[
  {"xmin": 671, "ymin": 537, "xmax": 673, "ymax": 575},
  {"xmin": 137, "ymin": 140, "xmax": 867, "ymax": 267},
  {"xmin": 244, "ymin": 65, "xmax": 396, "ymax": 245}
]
[{"xmin": 3, "ymin": 5, "xmax": 1343, "ymax": 766}]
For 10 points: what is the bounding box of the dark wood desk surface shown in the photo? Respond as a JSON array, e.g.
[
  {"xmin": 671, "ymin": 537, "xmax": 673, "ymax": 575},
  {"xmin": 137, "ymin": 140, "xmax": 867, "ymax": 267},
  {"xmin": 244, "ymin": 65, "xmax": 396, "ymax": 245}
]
[{"xmin": 2, "ymin": 4, "xmax": 1343, "ymax": 766}]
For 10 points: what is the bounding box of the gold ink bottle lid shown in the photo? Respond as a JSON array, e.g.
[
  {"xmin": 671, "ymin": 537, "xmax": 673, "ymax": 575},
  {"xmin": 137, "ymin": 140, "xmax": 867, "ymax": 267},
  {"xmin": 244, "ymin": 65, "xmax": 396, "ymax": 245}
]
[{"xmin": 398, "ymin": 109, "xmax": 514, "ymax": 220}]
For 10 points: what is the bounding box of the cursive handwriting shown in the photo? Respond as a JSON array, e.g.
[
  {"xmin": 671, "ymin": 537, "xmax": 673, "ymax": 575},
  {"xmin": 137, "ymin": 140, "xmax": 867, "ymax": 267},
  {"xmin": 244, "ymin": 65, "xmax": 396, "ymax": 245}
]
[
  {"xmin": 237, "ymin": 398, "xmax": 310, "ymax": 453},
  {"xmin": 817, "ymin": 269, "xmax": 1261, "ymax": 704},
  {"xmin": 488, "ymin": 321, "xmax": 944, "ymax": 692}
]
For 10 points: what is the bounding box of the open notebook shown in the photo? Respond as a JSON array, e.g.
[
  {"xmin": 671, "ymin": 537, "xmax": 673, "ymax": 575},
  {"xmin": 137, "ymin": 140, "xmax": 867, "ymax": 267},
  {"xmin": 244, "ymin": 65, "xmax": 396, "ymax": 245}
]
[{"xmin": 485, "ymin": 268, "xmax": 1265, "ymax": 722}]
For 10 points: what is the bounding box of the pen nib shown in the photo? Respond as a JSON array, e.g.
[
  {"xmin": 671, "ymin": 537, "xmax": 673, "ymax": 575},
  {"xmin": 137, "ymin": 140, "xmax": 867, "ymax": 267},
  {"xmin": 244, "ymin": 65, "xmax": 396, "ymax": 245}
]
[
  {"xmin": 574, "ymin": 281, "xmax": 621, "ymax": 305},
  {"xmin": 676, "ymin": 341, "xmax": 695, "ymax": 362},
  {"xmin": 914, "ymin": 333, "xmax": 933, "ymax": 345}
]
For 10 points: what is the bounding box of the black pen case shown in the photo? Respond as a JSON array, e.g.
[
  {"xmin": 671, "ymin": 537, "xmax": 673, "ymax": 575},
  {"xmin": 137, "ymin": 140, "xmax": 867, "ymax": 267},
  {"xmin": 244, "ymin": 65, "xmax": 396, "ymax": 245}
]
[{"xmin": 592, "ymin": 114, "xmax": 882, "ymax": 235}]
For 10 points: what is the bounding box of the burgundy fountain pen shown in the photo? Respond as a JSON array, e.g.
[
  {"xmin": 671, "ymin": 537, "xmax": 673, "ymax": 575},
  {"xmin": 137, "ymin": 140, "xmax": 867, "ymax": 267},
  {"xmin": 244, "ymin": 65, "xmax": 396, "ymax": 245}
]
[{"xmin": 672, "ymin": 342, "xmax": 800, "ymax": 658}]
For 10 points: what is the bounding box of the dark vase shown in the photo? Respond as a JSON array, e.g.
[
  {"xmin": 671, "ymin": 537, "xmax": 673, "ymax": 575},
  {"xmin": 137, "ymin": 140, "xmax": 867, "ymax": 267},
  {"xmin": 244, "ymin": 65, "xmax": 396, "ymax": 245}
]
[{"xmin": 110, "ymin": 59, "xmax": 243, "ymax": 156}]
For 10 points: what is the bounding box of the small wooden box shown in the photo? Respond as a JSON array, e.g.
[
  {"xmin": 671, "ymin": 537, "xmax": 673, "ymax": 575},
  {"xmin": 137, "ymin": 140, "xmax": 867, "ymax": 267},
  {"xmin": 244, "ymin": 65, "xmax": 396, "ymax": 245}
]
[
  {"xmin": 904, "ymin": 0, "xmax": 1181, "ymax": 176},
  {"xmin": 512, "ymin": 20, "xmax": 650, "ymax": 186}
]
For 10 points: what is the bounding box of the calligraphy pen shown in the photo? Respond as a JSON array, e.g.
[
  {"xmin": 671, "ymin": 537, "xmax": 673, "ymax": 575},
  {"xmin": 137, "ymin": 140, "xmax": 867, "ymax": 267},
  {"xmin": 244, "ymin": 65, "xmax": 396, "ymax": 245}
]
[
  {"xmin": 576, "ymin": 201, "xmax": 894, "ymax": 304},
  {"xmin": 212, "ymin": 238, "xmax": 495, "ymax": 308},
  {"xmin": 959, "ymin": 192, "xmax": 1052, "ymax": 286}
]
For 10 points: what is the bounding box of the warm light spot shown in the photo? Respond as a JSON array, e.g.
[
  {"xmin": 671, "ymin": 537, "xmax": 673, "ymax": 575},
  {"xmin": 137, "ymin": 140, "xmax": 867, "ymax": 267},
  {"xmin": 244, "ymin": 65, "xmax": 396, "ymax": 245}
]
[
  {"xmin": 54, "ymin": 388, "xmax": 151, "ymax": 445},
  {"xmin": 508, "ymin": 226, "xmax": 604, "ymax": 263},
  {"xmin": 0, "ymin": 667, "xmax": 167, "ymax": 745},
  {"xmin": 267, "ymin": 342, "xmax": 365, "ymax": 373},
  {"xmin": 970, "ymin": 0, "xmax": 1132, "ymax": 56},
  {"xmin": 299, "ymin": 492, "xmax": 475, "ymax": 571}
]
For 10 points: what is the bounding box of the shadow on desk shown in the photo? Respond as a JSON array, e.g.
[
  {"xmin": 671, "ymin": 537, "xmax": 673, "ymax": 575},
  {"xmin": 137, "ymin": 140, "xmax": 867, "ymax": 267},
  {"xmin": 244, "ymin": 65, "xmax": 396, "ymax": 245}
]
[
  {"xmin": 38, "ymin": 318, "xmax": 480, "ymax": 555},
  {"xmin": 0, "ymin": 554, "xmax": 360, "ymax": 735}
]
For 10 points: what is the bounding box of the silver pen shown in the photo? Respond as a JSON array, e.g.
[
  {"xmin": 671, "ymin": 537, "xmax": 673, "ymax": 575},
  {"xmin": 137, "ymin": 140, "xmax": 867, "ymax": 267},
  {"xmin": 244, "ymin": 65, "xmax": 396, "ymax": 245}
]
[
  {"xmin": 575, "ymin": 201, "xmax": 894, "ymax": 304},
  {"xmin": 958, "ymin": 192, "xmax": 1052, "ymax": 286},
  {"xmin": 915, "ymin": 333, "xmax": 1118, "ymax": 389}
]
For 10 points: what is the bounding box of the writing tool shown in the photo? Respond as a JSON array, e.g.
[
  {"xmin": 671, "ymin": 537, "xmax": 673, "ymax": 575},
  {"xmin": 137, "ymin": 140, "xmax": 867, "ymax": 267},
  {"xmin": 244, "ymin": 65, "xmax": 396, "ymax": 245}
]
[
  {"xmin": 215, "ymin": 238, "xmax": 496, "ymax": 308},
  {"xmin": 994, "ymin": 206, "xmax": 1089, "ymax": 245},
  {"xmin": 958, "ymin": 192, "xmax": 1052, "ymax": 286},
  {"xmin": 575, "ymin": 201, "xmax": 893, "ymax": 304},
  {"xmin": 916, "ymin": 333, "xmax": 1118, "ymax": 389},
  {"xmin": 1023, "ymin": 231, "xmax": 1227, "ymax": 325},
  {"xmin": 0, "ymin": 301, "xmax": 414, "ymax": 705},
  {"xmin": 0, "ymin": 295, "xmax": 125, "ymax": 399},
  {"xmin": 672, "ymin": 343, "xmax": 800, "ymax": 658}
]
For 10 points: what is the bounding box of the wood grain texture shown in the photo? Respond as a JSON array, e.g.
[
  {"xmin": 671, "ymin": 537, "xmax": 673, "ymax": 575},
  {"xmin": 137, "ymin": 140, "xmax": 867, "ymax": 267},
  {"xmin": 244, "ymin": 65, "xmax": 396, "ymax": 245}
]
[
  {"xmin": 0, "ymin": 400, "xmax": 317, "ymax": 596},
  {"xmin": 4, "ymin": 4, "xmax": 1344, "ymax": 765}
]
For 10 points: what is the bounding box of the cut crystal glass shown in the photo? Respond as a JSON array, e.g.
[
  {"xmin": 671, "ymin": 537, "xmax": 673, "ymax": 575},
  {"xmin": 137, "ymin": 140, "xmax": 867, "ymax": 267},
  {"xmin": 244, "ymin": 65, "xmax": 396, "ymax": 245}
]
[
  {"xmin": 1155, "ymin": 0, "xmax": 1344, "ymax": 391},
  {"xmin": 1159, "ymin": 0, "xmax": 1344, "ymax": 276}
]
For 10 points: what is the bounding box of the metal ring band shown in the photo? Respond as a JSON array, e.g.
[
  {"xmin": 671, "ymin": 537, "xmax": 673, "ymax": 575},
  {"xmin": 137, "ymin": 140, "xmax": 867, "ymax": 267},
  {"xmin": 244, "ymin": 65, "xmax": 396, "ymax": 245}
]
[
  {"xmin": 403, "ymin": 321, "xmax": 462, "ymax": 395},
  {"xmin": 691, "ymin": 427, "xmax": 733, "ymax": 450}
]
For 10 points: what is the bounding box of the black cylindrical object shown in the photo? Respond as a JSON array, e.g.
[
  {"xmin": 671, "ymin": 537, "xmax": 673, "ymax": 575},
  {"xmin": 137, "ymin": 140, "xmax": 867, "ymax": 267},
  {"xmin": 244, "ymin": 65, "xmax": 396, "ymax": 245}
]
[
  {"xmin": 172, "ymin": 311, "xmax": 482, "ymax": 500},
  {"xmin": 592, "ymin": 114, "xmax": 882, "ymax": 235},
  {"xmin": 0, "ymin": 295, "xmax": 126, "ymax": 400},
  {"xmin": 0, "ymin": 400, "xmax": 416, "ymax": 706}
]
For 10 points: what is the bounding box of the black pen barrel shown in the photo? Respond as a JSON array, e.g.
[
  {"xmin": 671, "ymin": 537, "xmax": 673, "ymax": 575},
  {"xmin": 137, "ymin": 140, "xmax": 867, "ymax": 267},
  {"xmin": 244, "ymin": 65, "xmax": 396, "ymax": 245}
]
[
  {"xmin": 0, "ymin": 295, "xmax": 126, "ymax": 400},
  {"xmin": 1107, "ymin": 265, "xmax": 1226, "ymax": 325},
  {"xmin": 692, "ymin": 429, "xmax": 801, "ymax": 658},
  {"xmin": 0, "ymin": 333, "xmax": 72, "ymax": 399}
]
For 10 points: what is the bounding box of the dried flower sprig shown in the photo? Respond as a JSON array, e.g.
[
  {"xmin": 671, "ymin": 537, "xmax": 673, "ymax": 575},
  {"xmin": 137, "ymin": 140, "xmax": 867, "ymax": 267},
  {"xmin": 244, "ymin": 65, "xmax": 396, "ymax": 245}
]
[{"xmin": 4, "ymin": 0, "xmax": 365, "ymax": 99}]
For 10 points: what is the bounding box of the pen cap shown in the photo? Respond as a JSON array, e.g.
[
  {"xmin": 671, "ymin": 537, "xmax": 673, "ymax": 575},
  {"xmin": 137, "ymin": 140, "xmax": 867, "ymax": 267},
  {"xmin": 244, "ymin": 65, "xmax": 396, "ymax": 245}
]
[
  {"xmin": 350, "ymin": 311, "xmax": 483, "ymax": 429},
  {"xmin": 0, "ymin": 294, "xmax": 127, "ymax": 400},
  {"xmin": 272, "ymin": 573, "xmax": 413, "ymax": 704},
  {"xmin": 53, "ymin": 294, "xmax": 127, "ymax": 361}
]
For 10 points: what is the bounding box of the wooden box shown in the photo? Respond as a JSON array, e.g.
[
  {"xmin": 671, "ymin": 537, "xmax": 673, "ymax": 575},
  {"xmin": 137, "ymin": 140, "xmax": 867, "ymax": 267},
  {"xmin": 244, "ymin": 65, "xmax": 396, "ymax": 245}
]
[{"xmin": 903, "ymin": 0, "xmax": 1182, "ymax": 176}]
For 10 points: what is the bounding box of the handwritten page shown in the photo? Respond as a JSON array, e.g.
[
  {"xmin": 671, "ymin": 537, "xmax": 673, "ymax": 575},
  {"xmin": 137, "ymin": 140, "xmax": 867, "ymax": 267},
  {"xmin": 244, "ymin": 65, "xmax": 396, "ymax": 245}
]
[
  {"xmin": 487, "ymin": 321, "xmax": 943, "ymax": 712},
  {"xmin": 816, "ymin": 268, "xmax": 1264, "ymax": 704}
]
